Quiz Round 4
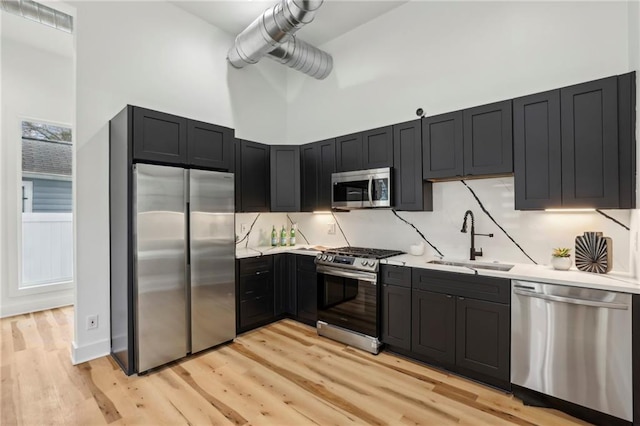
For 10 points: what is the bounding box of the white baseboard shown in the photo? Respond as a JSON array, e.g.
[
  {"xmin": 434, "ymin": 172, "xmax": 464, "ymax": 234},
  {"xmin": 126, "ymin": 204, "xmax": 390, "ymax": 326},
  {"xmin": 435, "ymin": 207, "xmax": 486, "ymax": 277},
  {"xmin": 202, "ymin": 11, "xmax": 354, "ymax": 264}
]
[
  {"xmin": 0, "ymin": 295, "xmax": 73, "ymax": 318},
  {"xmin": 71, "ymin": 338, "xmax": 110, "ymax": 365}
]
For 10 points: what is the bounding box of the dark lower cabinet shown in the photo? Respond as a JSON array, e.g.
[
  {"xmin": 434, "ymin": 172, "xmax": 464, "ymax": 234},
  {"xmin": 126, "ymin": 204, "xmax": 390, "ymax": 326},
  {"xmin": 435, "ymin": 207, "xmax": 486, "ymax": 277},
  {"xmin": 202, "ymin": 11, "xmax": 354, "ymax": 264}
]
[
  {"xmin": 411, "ymin": 289, "xmax": 456, "ymax": 365},
  {"xmin": 237, "ymin": 257, "xmax": 274, "ymax": 332},
  {"xmin": 455, "ymin": 297, "xmax": 510, "ymax": 386},
  {"xmin": 382, "ymin": 284, "xmax": 412, "ymax": 350},
  {"xmin": 296, "ymin": 256, "xmax": 318, "ymax": 326},
  {"xmin": 274, "ymin": 254, "xmax": 296, "ymax": 316}
]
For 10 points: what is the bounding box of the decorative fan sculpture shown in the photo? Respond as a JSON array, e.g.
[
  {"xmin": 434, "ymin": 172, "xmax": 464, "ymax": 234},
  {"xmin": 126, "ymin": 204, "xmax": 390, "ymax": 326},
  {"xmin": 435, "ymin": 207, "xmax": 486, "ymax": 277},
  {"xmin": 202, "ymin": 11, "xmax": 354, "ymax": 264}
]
[{"xmin": 574, "ymin": 231, "xmax": 612, "ymax": 274}]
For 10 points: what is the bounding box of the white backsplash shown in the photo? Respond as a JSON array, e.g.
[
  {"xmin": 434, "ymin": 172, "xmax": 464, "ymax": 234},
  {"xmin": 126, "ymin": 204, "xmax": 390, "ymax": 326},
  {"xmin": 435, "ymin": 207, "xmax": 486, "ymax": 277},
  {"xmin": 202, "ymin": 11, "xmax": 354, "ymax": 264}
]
[{"xmin": 237, "ymin": 177, "xmax": 633, "ymax": 272}]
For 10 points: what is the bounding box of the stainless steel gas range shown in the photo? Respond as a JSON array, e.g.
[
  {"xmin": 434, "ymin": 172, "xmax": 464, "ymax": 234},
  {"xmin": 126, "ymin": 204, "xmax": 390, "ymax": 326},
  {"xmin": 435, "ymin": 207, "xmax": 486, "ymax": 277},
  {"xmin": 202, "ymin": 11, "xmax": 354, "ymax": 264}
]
[{"xmin": 315, "ymin": 246, "xmax": 403, "ymax": 354}]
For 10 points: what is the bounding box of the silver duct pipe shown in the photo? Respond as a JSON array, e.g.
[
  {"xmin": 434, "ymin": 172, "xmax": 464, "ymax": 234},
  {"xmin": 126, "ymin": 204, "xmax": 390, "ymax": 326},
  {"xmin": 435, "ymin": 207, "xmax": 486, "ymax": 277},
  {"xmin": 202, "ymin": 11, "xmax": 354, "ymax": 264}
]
[
  {"xmin": 227, "ymin": 0, "xmax": 333, "ymax": 80},
  {"xmin": 267, "ymin": 37, "xmax": 333, "ymax": 80}
]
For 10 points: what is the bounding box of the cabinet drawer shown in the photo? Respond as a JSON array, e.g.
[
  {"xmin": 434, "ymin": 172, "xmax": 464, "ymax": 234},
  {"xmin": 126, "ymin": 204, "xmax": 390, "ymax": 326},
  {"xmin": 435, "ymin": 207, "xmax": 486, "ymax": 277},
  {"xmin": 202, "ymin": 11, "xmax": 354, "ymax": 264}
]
[
  {"xmin": 412, "ymin": 268, "xmax": 510, "ymax": 304},
  {"xmin": 239, "ymin": 274, "xmax": 272, "ymax": 300},
  {"xmin": 239, "ymin": 294, "xmax": 274, "ymax": 329},
  {"xmin": 381, "ymin": 264, "xmax": 411, "ymax": 287},
  {"xmin": 238, "ymin": 256, "xmax": 272, "ymax": 276}
]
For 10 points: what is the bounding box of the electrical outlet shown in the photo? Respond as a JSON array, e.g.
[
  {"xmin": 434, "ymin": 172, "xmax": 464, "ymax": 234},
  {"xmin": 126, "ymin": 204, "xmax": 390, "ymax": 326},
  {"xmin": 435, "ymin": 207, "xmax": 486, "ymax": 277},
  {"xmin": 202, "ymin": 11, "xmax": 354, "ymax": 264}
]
[
  {"xmin": 86, "ymin": 315, "xmax": 98, "ymax": 330},
  {"xmin": 240, "ymin": 223, "xmax": 248, "ymax": 234},
  {"xmin": 327, "ymin": 223, "xmax": 336, "ymax": 235}
]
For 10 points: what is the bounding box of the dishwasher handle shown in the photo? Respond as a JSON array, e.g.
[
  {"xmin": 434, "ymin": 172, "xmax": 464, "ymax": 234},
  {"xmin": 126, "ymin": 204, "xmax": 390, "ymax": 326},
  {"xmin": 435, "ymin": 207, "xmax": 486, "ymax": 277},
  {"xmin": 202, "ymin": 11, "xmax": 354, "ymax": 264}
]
[{"xmin": 513, "ymin": 287, "xmax": 629, "ymax": 310}]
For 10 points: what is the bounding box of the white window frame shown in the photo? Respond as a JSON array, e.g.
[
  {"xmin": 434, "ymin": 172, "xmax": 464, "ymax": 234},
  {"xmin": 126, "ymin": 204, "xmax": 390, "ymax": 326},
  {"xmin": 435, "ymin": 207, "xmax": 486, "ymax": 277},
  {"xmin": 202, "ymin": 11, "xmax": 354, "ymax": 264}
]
[{"xmin": 10, "ymin": 118, "xmax": 74, "ymax": 297}]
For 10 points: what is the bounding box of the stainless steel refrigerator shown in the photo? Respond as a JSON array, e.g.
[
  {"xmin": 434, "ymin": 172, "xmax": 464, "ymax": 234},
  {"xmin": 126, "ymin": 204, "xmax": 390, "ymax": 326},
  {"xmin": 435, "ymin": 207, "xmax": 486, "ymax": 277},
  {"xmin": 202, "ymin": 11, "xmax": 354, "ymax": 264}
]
[{"xmin": 113, "ymin": 163, "xmax": 235, "ymax": 374}]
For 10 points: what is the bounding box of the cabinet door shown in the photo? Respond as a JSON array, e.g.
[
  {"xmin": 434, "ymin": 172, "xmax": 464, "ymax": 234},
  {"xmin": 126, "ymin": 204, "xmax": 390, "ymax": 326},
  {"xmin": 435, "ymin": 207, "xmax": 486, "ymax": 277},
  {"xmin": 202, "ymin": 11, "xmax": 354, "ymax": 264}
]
[
  {"xmin": 336, "ymin": 133, "xmax": 363, "ymax": 172},
  {"xmin": 133, "ymin": 107, "xmax": 187, "ymax": 164},
  {"xmin": 362, "ymin": 126, "xmax": 393, "ymax": 169},
  {"xmin": 296, "ymin": 256, "xmax": 317, "ymax": 325},
  {"xmin": 382, "ymin": 284, "xmax": 411, "ymax": 350},
  {"xmin": 422, "ymin": 111, "xmax": 463, "ymax": 179},
  {"xmin": 270, "ymin": 145, "xmax": 300, "ymax": 212},
  {"xmin": 411, "ymin": 289, "xmax": 455, "ymax": 365},
  {"xmin": 455, "ymin": 297, "xmax": 509, "ymax": 383},
  {"xmin": 393, "ymin": 120, "xmax": 432, "ymax": 211},
  {"xmin": 317, "ymin": 139, "xmax": 336, "ymax": 210},
  {"xmin": 300, "ymin": 143, "xmax": 319, "ymax": 212},
  {"xmin": 561, "ymin": 77, "xmax": 619, "ymax": 208},
  {"xmin": 238, "ymin": 140, "xmax": 270, "ymax": 212},
  {"xmin": 274, "ymin": 254, "xmax": 295, "ymax": 316},
  {"xmin": 617, "ymin": 72, "xmax": 636, "ymax": 209},
  {"xmin": 463, "ymin": 100, "xmax": 513, "ymax": 176},
  {"xmin": 187, "ymin": 120, "xmax": 234, "ymax": 171},
  {"xmin": 513, "ymin": 90, "xmax": 562, "ymax": 210},
  {"xmin": 238, "ymin": 274, "xmax": 274, "ymax": 329}
]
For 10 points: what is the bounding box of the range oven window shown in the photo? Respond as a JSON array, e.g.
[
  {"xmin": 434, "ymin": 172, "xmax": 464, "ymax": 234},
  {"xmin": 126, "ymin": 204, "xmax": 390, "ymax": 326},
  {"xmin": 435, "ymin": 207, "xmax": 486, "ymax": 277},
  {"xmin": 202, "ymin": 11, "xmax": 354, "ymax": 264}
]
[{"xmin": 318, "ymin": 271, "xmax": 378, "ymax": 337}]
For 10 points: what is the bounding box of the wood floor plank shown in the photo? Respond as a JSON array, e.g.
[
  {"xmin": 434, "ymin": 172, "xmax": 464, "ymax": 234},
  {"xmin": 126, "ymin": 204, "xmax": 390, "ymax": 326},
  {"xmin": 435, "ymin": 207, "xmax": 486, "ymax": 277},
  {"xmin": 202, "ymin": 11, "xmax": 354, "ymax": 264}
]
[{"xmin": 0, "ymin": 309, "xmax": 594, "ymax": 426}]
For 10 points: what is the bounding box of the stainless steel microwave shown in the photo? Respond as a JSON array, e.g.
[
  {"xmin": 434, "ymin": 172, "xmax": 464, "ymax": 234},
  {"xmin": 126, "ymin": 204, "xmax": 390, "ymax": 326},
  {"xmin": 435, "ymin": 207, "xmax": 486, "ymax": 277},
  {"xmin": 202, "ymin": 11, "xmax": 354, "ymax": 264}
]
[{"xmin": 331, "ymin": 167, "xmax": 392, "ymax": 209}]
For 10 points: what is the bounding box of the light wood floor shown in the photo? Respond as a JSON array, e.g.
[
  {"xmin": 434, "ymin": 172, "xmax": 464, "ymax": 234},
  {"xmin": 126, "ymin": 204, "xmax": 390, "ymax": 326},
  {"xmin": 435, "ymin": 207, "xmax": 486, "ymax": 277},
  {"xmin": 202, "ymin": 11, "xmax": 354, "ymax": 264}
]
[{"xmin": 1, "ymin": 307, "xmax": 591, "ymax": 425}]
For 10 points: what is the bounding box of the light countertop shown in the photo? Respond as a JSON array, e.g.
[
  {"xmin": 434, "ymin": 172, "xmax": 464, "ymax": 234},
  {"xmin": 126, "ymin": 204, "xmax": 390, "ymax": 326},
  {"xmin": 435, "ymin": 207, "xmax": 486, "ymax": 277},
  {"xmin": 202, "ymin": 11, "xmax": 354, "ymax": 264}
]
[
  {"xmin": 236, "ymin": 246, "xmax": 640, "ymax": 294},
  {"xmin": 382, "ymin": 254, "xmax": 640, "ymax": 294}
]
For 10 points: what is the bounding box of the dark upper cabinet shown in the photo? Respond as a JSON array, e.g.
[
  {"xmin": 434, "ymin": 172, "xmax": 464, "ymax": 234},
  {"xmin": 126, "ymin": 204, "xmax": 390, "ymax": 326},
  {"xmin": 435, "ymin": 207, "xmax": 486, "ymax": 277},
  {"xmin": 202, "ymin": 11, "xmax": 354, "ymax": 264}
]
[
  {"xmin": 380, "ymin": 265, "xmax": 412, "ymax": 350},
  {"xmin": 513, "ymin": 90, "xmax": 562, "ymax": 210},
  {"xmin": 336, "ymin": 133, "xmax": 363, "ymax": 172},
  {"xmin": 393, "ymin": 120, "xmax": 433, "ymax": 211},
  {"xmin": 455, "ymin": 297, "xmax": 510, "ymax": 384},
  {"xmin": 131, "ymin": 107, "xmax": 235, "ymax": 171},
  {"xmin": 362, "ymin": 126, "xmax": 394, "ymax": 169},
  {"xmin": 561, "ymin": 76, "xmax": 619, "ymax": 208},
  {"xmin": 336, "ymin": 126, "xmax": 393, "ymax": 172},
  {"xmin": 133, "ymin": 107, "xmax": 188, "ymax": 164},
  {"xmin": 236, "ymin": 140, "xmax": 270, "ymax": 212},
  {"xmin": 300, "ymin": 139, "xmax": 336, "ymax": 212},
  {"xmin": 422, "ymin": 111, "xmax": 464, "ymax": 179},
  {"xmin": 463, "ymin": 100, "xmax": 513, "ymax": 176},
  {"xmin": 187, "ymin": 120, "xmax": 234, "ymax": 171},
  {"xmin": 514, "ymin": 73, "xmax": 636, "ymax": 210},
  {"xmin": 411, "ymin": 289, "xmax": 456, "ymax": 365},
  {"xmin": 270, "ymin": 145, "xmax": 300, "ymax": 212}
]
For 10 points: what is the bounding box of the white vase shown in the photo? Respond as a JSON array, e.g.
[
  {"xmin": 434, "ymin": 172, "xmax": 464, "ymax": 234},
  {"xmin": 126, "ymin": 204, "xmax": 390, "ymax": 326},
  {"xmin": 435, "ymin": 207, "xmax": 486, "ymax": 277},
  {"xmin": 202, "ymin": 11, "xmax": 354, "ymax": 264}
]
[{"xmin": 551, "ymin": 256, "xmax": 572, "ymax": 271}]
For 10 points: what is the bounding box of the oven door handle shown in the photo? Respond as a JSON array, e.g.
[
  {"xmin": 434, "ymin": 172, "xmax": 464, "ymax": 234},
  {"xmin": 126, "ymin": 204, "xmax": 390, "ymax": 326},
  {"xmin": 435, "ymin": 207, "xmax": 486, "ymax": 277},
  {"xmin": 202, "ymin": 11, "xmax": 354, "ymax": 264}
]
[{"xmin": 316, "ymin": 265, "xmax": 378, "ymax": 283}]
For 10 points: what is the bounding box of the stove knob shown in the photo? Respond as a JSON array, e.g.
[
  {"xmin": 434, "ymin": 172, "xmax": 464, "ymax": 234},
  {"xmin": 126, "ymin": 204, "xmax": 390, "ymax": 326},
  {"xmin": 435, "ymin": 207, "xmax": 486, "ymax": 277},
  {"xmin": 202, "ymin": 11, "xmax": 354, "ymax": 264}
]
[
  {"xmin": 316, "ymin": 254, "xmax": 322, "ymax": 260},
  {"xmin": 322, "ymin": 255, "xmax": 328, "ymax": 261},
  {"xmin": 361, "ymin": 260, "xmax": 367, "ymax": 266},
  {"xmin": 327, "ymin": 255, "xmax": 333, "ymax": 261}
]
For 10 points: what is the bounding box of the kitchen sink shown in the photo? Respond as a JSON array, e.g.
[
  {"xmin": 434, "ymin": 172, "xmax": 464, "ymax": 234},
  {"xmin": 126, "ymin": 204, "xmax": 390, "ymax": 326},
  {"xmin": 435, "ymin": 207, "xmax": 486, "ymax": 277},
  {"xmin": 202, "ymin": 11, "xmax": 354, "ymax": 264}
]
[{"xmin": 427, "ymin": 260, "xmax": 514, "ymax": 272}]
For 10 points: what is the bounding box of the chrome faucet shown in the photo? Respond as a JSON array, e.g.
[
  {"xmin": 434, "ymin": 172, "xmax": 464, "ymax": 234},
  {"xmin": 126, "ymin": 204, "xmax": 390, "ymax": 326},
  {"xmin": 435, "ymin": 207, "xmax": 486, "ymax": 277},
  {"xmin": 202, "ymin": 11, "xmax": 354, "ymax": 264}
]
[{"xmin": 460, "ymin": 210, "xmax": 494, "ymax": 260}]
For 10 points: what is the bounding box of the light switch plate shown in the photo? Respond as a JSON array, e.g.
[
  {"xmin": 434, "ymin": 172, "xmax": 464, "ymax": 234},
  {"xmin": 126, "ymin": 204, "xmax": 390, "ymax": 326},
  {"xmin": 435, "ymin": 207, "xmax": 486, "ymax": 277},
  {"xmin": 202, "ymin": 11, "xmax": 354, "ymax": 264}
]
[{"xmin": 327, "ymin": 223, "xmax": 336, "ymax": 235}]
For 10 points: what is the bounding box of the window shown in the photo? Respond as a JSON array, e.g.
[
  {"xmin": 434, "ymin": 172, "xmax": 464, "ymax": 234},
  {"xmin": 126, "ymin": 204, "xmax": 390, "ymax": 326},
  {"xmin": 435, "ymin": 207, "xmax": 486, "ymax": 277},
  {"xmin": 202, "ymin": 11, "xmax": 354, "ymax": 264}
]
[{"xmin": 20, "ymin": 120, "xmax": 73, "ymax": 288}]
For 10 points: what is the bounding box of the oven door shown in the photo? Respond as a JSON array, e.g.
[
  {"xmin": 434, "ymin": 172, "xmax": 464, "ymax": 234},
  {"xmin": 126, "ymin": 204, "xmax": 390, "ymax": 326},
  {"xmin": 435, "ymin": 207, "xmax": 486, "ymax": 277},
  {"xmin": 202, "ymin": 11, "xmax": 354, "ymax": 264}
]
[{"xmin": 316, "ymin": 265, "xmax": 378, "ymax": 337}]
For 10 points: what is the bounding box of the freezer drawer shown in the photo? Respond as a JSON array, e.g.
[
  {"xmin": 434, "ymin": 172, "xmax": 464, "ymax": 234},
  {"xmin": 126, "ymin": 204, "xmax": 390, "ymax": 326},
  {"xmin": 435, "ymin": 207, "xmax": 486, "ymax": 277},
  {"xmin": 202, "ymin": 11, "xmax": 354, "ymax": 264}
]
[{"xmin": 511, "ymin": 280, "xmax": 632, "ymax": 421}]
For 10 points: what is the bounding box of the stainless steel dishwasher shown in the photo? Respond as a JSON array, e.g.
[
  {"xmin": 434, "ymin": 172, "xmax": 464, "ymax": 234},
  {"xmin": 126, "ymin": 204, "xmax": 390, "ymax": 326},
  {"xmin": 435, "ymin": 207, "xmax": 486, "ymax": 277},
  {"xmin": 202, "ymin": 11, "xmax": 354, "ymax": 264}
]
[{"xmin": 511, "ymin": 280, "xmax": 632, "ymax": 422}]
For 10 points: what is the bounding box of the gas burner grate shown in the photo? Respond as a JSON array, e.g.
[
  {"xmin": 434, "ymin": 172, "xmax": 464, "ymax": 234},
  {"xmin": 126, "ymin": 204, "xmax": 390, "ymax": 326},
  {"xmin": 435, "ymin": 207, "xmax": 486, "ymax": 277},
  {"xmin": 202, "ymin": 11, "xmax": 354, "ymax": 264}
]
[{"xmin": 325, "ymin": 246, "xmax": 404, "ymax": 259}]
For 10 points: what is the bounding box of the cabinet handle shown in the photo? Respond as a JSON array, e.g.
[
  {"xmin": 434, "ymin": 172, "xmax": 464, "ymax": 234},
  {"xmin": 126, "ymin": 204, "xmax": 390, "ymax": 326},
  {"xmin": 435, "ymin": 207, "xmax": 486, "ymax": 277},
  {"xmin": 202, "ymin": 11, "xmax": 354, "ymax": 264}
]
[
  {"xmin": 246, "ymin": 290, "xmax": 254, "ymax": 295},
  {"xmin": 458, "ymin": 297, "xmax": 465, "ymax": 300},
  {"xmin": 446, "ymin": 295, "xmax": 452, "ymax": 298}
]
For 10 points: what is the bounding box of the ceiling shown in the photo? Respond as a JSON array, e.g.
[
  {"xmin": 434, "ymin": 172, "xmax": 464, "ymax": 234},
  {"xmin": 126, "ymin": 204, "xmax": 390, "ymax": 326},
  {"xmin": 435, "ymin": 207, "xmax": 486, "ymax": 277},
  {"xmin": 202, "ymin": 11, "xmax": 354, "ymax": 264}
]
[{"xmin": 171, "ymin": 0, "xmax": 409, "ymax": 46}]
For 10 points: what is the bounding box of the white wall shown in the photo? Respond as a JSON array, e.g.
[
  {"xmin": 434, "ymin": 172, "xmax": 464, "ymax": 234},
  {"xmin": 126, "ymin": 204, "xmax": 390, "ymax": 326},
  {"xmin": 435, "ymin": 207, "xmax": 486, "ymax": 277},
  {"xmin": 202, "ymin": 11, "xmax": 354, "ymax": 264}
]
[
  {"xmin": 286, "ymin": 1, "xmax": 630, "ymax": 143},
  {"xmin": 0, "ymin": 15, "xmax": 74, "ymax": 317},
  {"xmin": 71, "ymin": 1, "xmax": 287, "ymax": 363}
]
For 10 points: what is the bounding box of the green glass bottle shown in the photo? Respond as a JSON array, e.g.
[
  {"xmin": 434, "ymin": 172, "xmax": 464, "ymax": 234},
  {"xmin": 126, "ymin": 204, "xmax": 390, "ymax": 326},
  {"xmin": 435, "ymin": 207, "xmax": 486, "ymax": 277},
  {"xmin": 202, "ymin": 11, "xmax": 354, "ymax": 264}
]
[
  {"xmin": 290, "ymin": 224, "xmax": 296, "ymax": 246},
  {"xmin": 280, "ymin": 225, "xmax": 287, "ymax": 246},
  {"xmin": 271, "ymin": 225, "xmax": 277, "ymax": 247}
]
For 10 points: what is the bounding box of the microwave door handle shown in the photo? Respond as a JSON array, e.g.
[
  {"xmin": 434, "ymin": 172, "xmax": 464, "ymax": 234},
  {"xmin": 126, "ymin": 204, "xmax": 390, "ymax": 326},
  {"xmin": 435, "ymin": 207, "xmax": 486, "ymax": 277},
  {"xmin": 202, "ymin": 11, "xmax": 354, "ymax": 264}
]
[{"xmin": 368, "ymin": 176, "xmax": 373, "ymax": 206}]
